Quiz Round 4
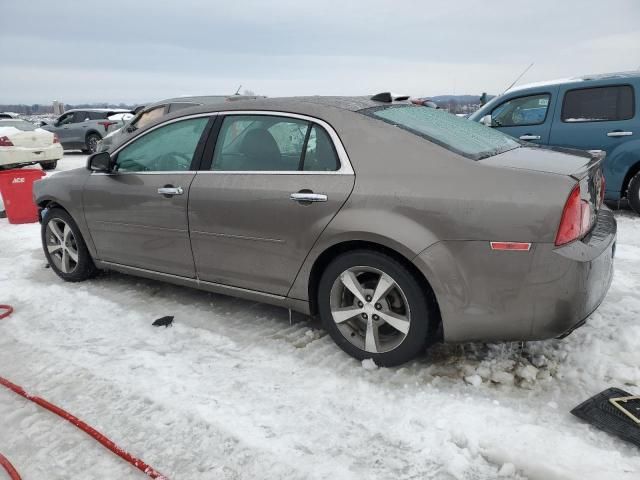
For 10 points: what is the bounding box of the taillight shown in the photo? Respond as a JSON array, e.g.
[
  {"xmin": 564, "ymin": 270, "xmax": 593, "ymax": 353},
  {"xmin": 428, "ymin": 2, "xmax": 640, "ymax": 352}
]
[
  {"xmin": 0, "ymin": 136, "xmax": 13, "ymax": 147},
  {"xmin": 53, "ymin": 133, "xmax": 60, "ymax": 144},
  {"xmin": 98, "ymin": 121, "xmax": 117, "ymax": 130},
  {"xmin": 555, "ymin": 184, "xmax": 593, "ymax": 246}
]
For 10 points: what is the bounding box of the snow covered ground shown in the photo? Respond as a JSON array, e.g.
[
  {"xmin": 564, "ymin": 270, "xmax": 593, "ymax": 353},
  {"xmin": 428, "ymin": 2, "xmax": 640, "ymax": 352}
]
[{"xmin": 0, "ymin": 153, "xmax": 639, "ymax": 479}]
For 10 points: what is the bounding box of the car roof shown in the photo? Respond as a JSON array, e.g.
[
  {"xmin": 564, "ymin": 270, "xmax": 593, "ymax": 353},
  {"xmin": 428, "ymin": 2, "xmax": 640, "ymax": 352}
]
[
  {"xmin": 169, "ymin": 95, "xmax": 411, "ymax": 117},
  {"xmin": 507, "ymin": 70, "xmax": 640, "ymax": 94},
  {"xmin": 64, "ymin": 108, "xmax": 131, "ymax": 113},
  {"xmin": 144, "ymin": 95, "xmax": 232, "ymax": 109}
]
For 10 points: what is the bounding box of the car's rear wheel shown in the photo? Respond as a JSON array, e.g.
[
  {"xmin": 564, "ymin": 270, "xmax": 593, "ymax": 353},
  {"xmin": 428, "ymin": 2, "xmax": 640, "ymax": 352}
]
[
  {"xmin": 41, "ymin": 208, "xmax": 97, "ymax": 282},
  {"xmin": 40, "ymin": 160, "xmax": 57, "ymax": 171},
  {"xmin": 318, "ymin": 250, "xmax": 434, "ymax": 366},
  {"xmin": 628, "ymin": 172, "xmax": 640, "ymax": 215},
  {"xmin": 85, "ymin": 133, "xmax": 101, "ymax": 154}
]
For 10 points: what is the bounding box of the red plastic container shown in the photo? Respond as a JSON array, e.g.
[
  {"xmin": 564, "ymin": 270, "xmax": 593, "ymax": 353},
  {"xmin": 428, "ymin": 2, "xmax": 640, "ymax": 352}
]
[{"xmin": 0, "ymin": 169, "xmax": 46, "ymax": 224}]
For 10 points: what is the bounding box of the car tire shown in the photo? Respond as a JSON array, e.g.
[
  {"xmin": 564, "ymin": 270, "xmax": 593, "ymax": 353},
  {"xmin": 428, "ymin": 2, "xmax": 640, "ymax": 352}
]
[
  {"xmin": 628, "ymin": 172, "xmax": 640, "ymax": 215},
  {"xmin": 85, "ymin": 133, "xmax": 101, "ymax": 154},
  {"xmin": 41, "ymin": 207, "xmax": 97, "ymax": 282},
  {"xmin": 40, "ymin": 160, "xmax": 57, "ymax": 171},
  {"xmin": 317, "ymin": 250, "xmax": 435, "ymax": 367}
]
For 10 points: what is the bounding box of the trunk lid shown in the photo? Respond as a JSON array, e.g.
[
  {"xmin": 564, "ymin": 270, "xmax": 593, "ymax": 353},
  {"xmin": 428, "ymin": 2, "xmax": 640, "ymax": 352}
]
[
  {"xmin": 482, "ymin": 145, "xmax": 605, "ymax": 236},
  {"xmin": 480, "ymin": 145, "xmax": 601, "ymax": 178},
  {"xmin": 1, "ymin": 127, "xmax": 53, "ymax": 148}
]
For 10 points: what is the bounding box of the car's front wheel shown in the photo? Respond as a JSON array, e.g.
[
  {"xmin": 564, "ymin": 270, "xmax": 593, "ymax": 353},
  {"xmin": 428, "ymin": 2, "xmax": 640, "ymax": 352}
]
[
  {"xmin": 318, "ymin": 250, "xmax": 435, "ymax": 366},
  {"xmin": 40, "ymin": 160, "xmax": 57, "ymax": 171},
  {"xmin": 628, "ymin": 172, "xmax": 640, "ymax": 215},
  {"xmin": 41, "ymin": 208, "xmax": 97, "ymax": 282}
]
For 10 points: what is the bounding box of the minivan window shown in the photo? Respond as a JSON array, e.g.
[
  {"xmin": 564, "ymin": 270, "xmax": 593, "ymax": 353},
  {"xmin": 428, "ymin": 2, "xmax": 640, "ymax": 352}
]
[
  {"xmin": 115, "ymin": 117, "xmax": 208, "ymax": 172},
  {"xmin": 561, "ymin": 85, "xmax": 634, "ymax": 122},
  {"xmin": 365, "ymin": 105, "xmax": 520, "ymax": 160},
  {"xmin": 491, "ymin": 94, "xmax": 550, "ymax": 127},
  {"xmin": 212, "ymin": 115, "xmax": 312, "ymax": 171}
]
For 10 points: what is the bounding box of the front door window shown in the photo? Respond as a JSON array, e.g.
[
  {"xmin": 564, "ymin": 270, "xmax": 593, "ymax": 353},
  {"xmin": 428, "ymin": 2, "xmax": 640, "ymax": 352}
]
[{"xmin": 115, "ymin": 117, "xmax": 208, "ymax": 172}]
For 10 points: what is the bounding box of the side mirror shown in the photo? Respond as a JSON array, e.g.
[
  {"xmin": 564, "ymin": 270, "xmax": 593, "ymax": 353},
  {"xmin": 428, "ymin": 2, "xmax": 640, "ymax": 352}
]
[
  {"xmin": 480, "ymin": 114, "xmax": 493, "ymax": 127},
  {"xmin": 87, "ymin": 152, "xmax": 113, "ymax": 172},
  {"xmin": 39, "ymin": 120, "xmax": 49, "ymax": 127}
]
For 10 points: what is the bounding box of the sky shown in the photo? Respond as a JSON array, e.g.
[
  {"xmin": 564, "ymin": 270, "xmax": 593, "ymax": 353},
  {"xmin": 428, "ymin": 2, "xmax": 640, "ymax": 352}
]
[{"xmin": 1, "ymin": 0, "xmax": 639, "ymax": 105}]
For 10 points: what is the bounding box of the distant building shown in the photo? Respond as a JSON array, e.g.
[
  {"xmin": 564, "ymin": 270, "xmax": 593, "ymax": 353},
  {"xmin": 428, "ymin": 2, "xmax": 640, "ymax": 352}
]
[{"xmin": 52, "ymin": 101, "xmax": 64, "ymax": 115}]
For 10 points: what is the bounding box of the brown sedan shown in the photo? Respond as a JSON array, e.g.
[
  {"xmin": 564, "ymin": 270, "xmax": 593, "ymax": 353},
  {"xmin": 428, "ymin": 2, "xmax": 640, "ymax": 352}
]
[{"xmin": 34, "ymin": 95, "xmax": 616, "ymax": 366}]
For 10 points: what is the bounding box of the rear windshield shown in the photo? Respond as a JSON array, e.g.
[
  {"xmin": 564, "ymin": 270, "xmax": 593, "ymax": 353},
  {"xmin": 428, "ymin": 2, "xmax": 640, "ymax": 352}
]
[
  {"xmin": 0, "ymin": 120, "xmax": 37, "ymax": 131},
  {"xmin": 363, "ymin": 105, "xmax": 520, "ymax": 160}
]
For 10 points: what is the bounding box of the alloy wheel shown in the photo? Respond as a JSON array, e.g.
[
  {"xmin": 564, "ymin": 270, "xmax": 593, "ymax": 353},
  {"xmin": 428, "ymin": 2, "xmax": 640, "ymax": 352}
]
[
  {"xmin": 45, "ymin": 218, "xmax": 79, "ymax": 274},
  {"xmin": 329, "ymin": 266, "xmax": 411, "ymax": 354}
]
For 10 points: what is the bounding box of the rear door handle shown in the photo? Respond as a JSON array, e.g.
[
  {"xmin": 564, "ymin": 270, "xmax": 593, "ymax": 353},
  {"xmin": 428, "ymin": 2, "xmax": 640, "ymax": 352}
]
[
  {"xmin": 290, "ymin": 192, "xmax": 328, "ymax": 202},
  {"xmin": 607, "ymin": 131, "xmax": 633, "ymax": 137},
  {"xmin": 519, "ymin": 134, "xmax": 541, "ymax": 140},
  {"xmin": 157, "ymin": 186, "xmax": 184, "ymax": 196}
]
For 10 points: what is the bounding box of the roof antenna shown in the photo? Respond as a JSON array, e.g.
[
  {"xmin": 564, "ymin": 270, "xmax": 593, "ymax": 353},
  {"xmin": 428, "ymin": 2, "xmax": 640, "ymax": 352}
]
[
  {"xmin": 502, "ymin": 63, "xmax": 534, "ymax": 94},
  {"xmin": 234, "ymin": 84, "xmax": 242, "ymax": 95}
]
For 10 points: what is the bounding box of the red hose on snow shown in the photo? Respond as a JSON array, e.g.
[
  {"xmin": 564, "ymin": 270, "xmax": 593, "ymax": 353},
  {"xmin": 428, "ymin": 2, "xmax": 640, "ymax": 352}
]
[
  {"xmin": 0, "ymin": 452, "xmax": 21, "ymax": 480},
  {"xmin": 0, "ymin": 305, "xmax": 13, "ymax": 320},
  {"xmin": 0, "ymin": 376, "xmax": 168, "ymax": 479}
]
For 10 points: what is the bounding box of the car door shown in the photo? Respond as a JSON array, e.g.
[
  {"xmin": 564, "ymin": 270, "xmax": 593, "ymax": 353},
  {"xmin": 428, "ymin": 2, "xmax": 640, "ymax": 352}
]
[
  {"xmin": 489, "ymin": 90, "xmax": 557, "ymax": 144},
  {"xmin": 188, "ymin": 112, "xmax": 355, "ymax": 296},
  {"xmin": 51, "ymin": 112, "xmax": 76, "ymax": 144},
  {"xmin": 83, "ymin": 114, "xmax": 213, "ymax": 277},
  {"xmin": 67, "ymin": 110, "xmax": 91, "ymax": 144},
  {"xmin": 548, "ymin": 84, "xmax": 635, "ymax": 194}
]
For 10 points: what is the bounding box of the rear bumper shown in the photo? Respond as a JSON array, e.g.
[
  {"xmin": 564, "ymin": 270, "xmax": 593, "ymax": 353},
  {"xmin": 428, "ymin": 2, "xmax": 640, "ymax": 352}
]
[
  {"xmin": 0, "ymin": 144, "xmax": 63, "ymax": 167},
  {"xmin": 415, "ymin": 207, "xmax": 616, "ymax": 342}
]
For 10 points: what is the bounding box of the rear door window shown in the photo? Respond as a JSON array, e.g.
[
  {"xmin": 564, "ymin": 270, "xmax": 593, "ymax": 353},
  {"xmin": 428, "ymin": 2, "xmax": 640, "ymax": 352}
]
[
  {"xmin": 212, "ymin": 115, "xmax": 309, "ymax": 171},
  {"xmin": 302, "ymin": 125, "xmax": 340, "ymax": 171},
  {"xmin": 561, "ymin": 85, "xmax": 634, "ymax": 122},
  {"xmin": 72, "ymin": 111, "xmax": 89, "ymax": 123},
  {"xmin": 491, "ymin": 94, "xmax": 551, "ymax": 126},
  {"xmin": 87, "ymin": 111, "xmax": 108, "ymax": 120},
  {"xmin": 365, "ymin": 105, "xmax": 520, "ymax": 160}
]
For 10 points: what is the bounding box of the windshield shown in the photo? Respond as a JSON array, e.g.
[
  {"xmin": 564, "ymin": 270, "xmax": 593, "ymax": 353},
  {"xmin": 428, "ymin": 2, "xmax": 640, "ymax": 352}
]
[
  {"xmin": 364, "ymin": 105, "xmax": 520, "ymax": 160},
  {"xmin": 0, "ymin": 120, "xmax": 37, "ymax": 131}
]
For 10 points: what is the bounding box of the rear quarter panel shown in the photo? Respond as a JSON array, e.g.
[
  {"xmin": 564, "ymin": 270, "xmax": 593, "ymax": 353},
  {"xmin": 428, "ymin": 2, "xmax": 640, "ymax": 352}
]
[{"xmin": 288, "ymin": 111, "xmax": 575, "ymax": 302}]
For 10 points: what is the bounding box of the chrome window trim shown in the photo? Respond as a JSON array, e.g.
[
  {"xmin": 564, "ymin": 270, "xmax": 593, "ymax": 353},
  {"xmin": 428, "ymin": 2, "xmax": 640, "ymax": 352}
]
[
  {"xmin": 92, "ymin": 112, "xmax": 217, "ymax": 176},
  {"xmin": 92, "ymin": 110, "xmax": 355, "ymax": 176},
  {"xmin": 206, "ymin": 110, "xmax": 354, "ymax": 175}
]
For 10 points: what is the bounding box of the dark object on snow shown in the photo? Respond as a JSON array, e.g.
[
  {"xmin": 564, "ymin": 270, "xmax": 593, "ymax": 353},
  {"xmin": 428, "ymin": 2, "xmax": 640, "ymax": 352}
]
[
  {"xmin": 0, "ymin": 210, "xmax": 6, "ymax": 219},
  {"xmin": 44, "ymin": 263, "xmax": 50, "ymax": 269},
  {"xmin": 152, "ymin": 315, "xmax": 174, "ymax": 328},
  {"xmin": 571, "ymin": 388, "xmax": 640, "ymax": 448}
]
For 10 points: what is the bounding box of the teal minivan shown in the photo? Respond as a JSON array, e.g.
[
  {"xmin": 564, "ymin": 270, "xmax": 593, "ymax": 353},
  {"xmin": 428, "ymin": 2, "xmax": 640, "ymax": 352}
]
[{"xmin": 470, "ymin": 71, "xmax": 640, "ymax": 213}]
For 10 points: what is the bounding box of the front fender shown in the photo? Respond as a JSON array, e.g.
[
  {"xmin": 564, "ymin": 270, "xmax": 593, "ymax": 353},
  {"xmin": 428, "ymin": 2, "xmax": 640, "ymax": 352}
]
[{"xmin": 34, "ymin": 170, "xmax": 97, "ymax": 258}]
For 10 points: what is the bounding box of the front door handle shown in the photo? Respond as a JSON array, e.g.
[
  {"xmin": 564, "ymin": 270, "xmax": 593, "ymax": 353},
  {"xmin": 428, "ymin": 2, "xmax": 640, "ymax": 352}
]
[
  {"xmin": 607, "ymin": 130, "xmax": 633, "ymax": 137},
  {"xmin": 519, "ymin": 134, "xmax": 541, "ymax": 140},
  {"xmin": 157, "ymin": 186, "xmax": 184, "ymax": 196},
  {"xmin": 290, "ymin": 192, "xmax": 328, "ymax": 203}
]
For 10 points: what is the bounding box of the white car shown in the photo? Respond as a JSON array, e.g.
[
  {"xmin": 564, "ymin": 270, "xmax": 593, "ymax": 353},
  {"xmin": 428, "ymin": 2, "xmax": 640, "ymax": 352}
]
[{"xmin": 0, "ymin": 119, "xmax": 63, "ymax": 171}]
